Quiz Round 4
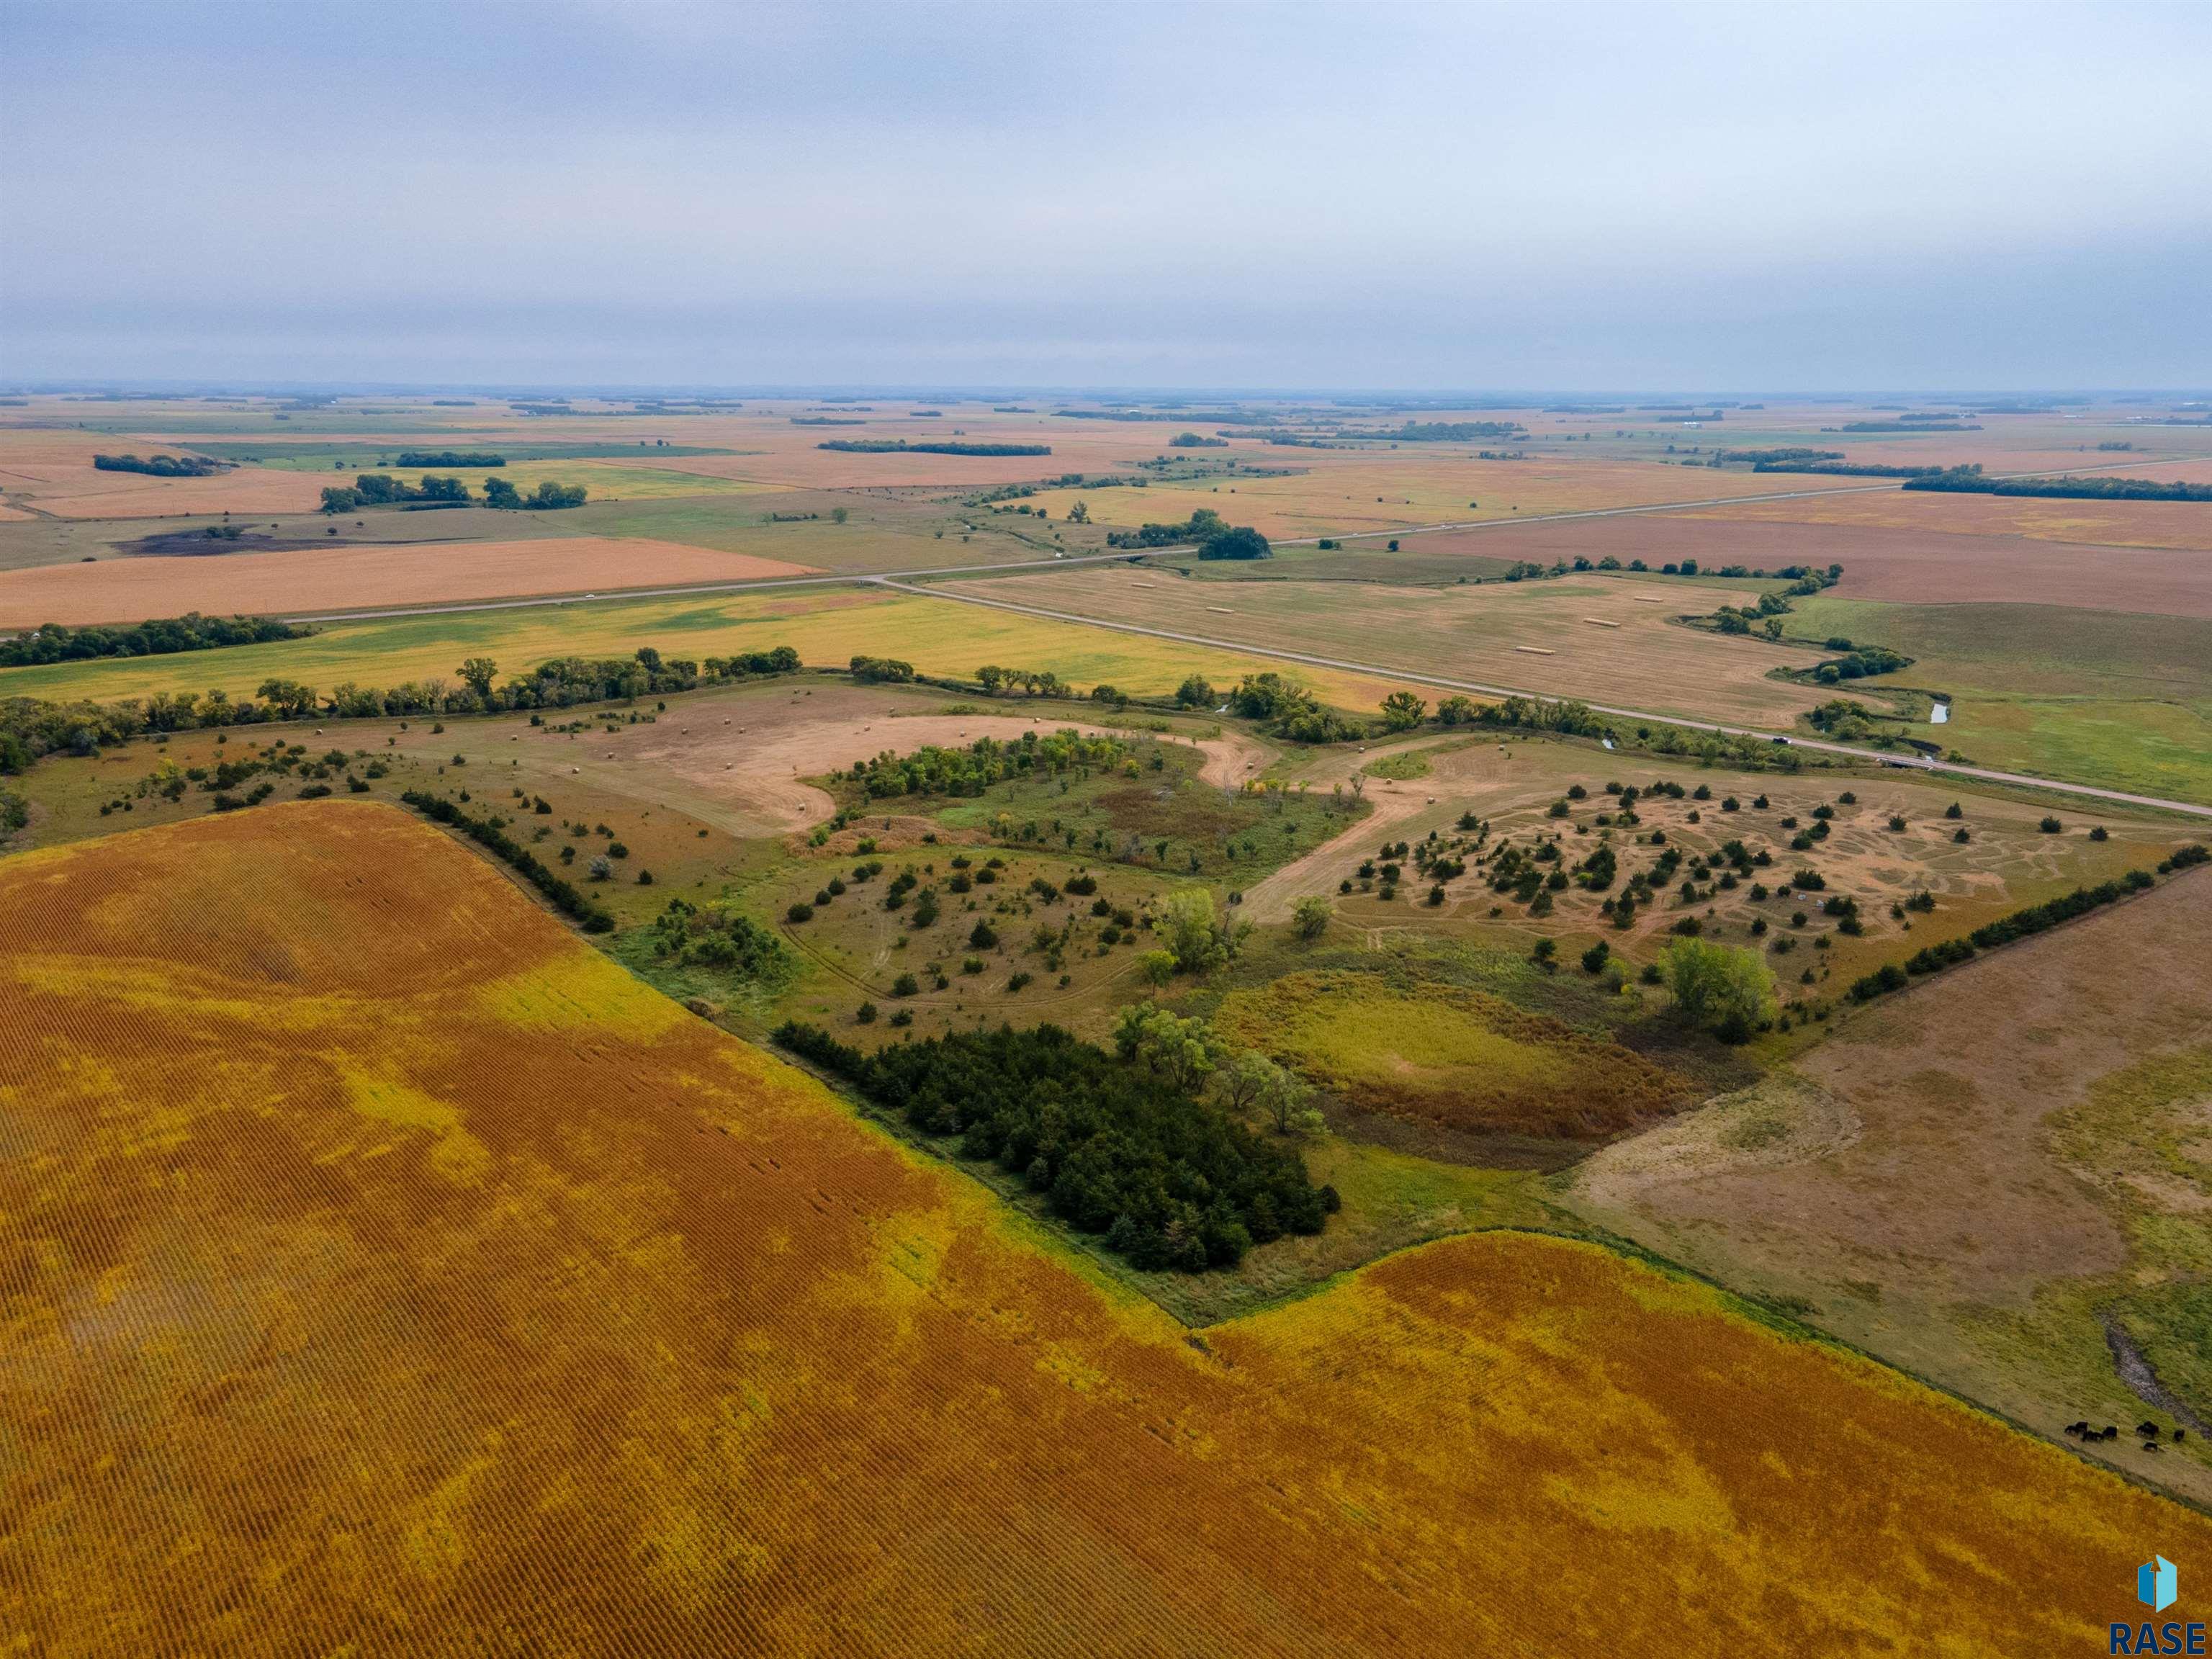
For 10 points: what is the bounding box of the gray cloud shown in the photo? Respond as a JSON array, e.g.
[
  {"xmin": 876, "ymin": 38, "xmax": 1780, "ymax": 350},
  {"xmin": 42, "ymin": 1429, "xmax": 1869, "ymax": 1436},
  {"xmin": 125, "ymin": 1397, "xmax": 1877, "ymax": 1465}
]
[{"xmin": 5, "ymin": 1, "xmax": 2208, "ymax": 390}]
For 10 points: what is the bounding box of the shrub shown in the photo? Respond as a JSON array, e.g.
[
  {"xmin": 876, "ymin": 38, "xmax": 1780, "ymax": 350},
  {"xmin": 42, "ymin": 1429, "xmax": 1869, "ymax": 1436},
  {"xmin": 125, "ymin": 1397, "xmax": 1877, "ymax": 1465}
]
[{"xmin": 787, "ymin": 902, "xmax": 815, "ymax": 923}]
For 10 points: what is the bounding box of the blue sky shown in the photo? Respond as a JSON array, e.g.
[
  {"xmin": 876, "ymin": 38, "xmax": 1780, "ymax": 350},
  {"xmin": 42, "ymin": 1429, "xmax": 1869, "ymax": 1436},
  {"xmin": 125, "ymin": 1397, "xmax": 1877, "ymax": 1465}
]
[{"xmin": 4, "ymin": 1, "xmax": 2208, "ymax": 391}]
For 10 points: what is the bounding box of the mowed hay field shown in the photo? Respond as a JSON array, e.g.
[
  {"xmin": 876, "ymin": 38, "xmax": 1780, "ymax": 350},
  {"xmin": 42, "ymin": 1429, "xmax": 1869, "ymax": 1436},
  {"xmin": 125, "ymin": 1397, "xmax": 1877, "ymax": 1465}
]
[
  {"xmin": 1572, "ymin": 864, "xmax": 2212, "ymax": 1503},
  {"xmin": 1017, "ymin": 454, "xmax": 1838, "ymax": 540},
  {"xmin": 942, "ymin": 566, "xmax": 1848, "ymax": 727},
  {"xmin": 1, "ymin": 802, "xmax": 2198, "ymax": 1655},
  {"xmin": 0, "ymin": 536, "xmax": 822, "ymax": 627},
  {"xmin": 1679, "ymin": 487, "xmax": 2212, "ymax": 552},
  {"xmin": 0, "ymin": 584, "xmax": 1412, "ymax": 714}
]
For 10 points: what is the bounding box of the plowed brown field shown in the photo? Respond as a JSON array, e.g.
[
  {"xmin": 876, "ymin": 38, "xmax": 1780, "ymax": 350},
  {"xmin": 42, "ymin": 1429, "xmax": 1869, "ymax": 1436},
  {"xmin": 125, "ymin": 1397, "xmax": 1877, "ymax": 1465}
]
[
  {"xmin": 0, "ymin": 536, "xmax": 818, "ymax": 626},
  {"xmin": 1, "ymin": 802, "xmax": 2197, "ymax": 1655}
]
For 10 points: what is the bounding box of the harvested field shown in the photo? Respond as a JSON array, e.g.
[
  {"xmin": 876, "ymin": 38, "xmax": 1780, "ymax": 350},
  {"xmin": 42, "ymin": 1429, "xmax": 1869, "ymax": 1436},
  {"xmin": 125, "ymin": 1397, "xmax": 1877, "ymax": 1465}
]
[
  {"xmin": 0, "ymin": 801, "xmax": 2197, "ymax": 1652},
  {"xmin": 1572, "ymin": 863, "xmax": 2212, "ymax": 1501},
  {"xmin": 1020, "ymin": 456, "xmax": 1847, "ymax": 540},
  {"xmin": 940, "ymin": 566, "xmax": 1851, "ymax": 727},
  {"xmin": 1401, "ymin": 513, "xmax": 2212, "ymax": 618},
  {"xmin": 0, "ymin": 430, "xmax": 329, "ymax": 519},
  {"xmin": 1216, "ymin": 970, "xmax": 1696, "ymax": 1141},
  {"xmin": 1680, "ymin": 488, "xmax": 2212, "ymax": 552},
  {"xmin": 0, "ymin": 536, "xmax": 821, "ymax": 628},
  {"xmin": 0, "ymin": 585, "xmax": 1411, "ymax": 715}
]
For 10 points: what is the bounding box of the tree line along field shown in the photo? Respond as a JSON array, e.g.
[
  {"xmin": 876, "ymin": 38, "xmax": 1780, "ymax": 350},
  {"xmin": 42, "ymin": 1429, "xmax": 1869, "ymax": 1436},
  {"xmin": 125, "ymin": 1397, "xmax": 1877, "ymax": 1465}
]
[
  {"xmin": 0, "ymin": 584, "xmax": 1416, "ymax": 719},
  {"xmin": 1, "ymin": 799, "xmax": 2199, "ymax": 1655}
]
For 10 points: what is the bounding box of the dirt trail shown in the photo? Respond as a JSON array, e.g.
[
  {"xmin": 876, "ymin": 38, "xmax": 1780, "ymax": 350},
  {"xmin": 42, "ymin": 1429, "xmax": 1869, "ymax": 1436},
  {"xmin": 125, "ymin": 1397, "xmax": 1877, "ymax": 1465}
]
[{"xmin": 1240, "ymin": 736, "xmax": 1532, "ymax": 922}]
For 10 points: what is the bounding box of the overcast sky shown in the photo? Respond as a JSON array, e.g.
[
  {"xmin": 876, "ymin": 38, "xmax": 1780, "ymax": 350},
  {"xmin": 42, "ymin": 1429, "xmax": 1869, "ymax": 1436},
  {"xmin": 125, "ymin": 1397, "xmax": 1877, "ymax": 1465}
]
[{"xmin": 4, "ymin": 1, "xmax": 2208, "ymax": 392}]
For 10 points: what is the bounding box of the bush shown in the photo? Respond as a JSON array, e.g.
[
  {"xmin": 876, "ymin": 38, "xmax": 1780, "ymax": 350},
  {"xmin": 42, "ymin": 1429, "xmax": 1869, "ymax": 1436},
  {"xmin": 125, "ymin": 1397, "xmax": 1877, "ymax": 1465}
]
[
  {"xmin": 1659, "ymin": 938, "xmax": 1774, "ymax": 1034},
  {"xmin": 787, "ymin": 902, "xmax": 815, "ymax": 923},
  {"xmin": 891, "ymin": 972, "xmax": 920, "ymax": 997}
]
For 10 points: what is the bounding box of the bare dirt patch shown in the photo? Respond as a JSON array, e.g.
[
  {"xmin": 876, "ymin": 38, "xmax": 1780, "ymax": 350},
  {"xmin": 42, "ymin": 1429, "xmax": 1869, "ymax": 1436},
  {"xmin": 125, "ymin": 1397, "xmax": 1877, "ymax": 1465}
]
[{"xmin": 609, "ymin": 694, "xmax": 1256, "ymax": 837}]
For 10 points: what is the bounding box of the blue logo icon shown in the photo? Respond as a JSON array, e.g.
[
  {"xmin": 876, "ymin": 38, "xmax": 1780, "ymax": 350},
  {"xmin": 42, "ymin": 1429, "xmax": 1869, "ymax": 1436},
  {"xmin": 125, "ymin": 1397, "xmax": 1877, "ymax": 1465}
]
[{"xmin": 2140, "ymin": 1555, "xmax": 2178, "ymax": 1613}]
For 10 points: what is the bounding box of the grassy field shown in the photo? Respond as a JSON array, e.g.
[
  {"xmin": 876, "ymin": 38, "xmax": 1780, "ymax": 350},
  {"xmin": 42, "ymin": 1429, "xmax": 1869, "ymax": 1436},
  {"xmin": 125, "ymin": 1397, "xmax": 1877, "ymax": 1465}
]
[
  {"xmin": 1571, "ymin": 862, "xmax": 2212, "ymax": 1504},
  {"xmin": 1784, "ymin": 595, "xmax": 2212, "ymax": 804},
  {"xmin": 1215, "ymin": 969, "xmax": 1697, "ymax": 1142},
  {"xmin": 943, "ymin": 565, "xmax": 1871, "ymax": 727},
  {"xmin": 2, "ymin": 800, "xmax": 2196, "ymax": 1654},
  {"xmin": 1016, "ymin": 454, "xmax": 1874, "ymax": 540}
]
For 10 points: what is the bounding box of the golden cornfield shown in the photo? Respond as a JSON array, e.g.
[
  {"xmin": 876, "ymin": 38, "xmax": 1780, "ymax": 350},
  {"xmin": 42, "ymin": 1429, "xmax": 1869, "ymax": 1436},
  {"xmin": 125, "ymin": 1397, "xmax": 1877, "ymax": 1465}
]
[{"xmin": 1, "ymin": 801, "xmax": 2195, "ymax": 1655}]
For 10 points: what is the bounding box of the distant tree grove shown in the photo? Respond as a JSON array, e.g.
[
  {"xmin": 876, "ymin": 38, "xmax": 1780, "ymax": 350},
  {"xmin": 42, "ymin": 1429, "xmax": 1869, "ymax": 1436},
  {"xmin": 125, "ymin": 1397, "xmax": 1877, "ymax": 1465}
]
[{"xmin": 0, "ymin": 612, "xmax": 304, "ymax": 668}]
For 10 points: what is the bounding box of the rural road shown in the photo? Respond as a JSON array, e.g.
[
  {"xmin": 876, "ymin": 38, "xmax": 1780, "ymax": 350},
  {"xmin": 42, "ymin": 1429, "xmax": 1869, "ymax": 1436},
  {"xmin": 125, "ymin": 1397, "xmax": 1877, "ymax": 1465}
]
[
  {"xmin": 276, "ymin": 453, "xmax": 2174, "ymax": 629},
  {"xmin": 872, "ymin": 577, "xmax": 2212, "ymax": 822},
  {"xmin": 278, "ymin": 477, "xmax": 1915, "ymax": 626}
]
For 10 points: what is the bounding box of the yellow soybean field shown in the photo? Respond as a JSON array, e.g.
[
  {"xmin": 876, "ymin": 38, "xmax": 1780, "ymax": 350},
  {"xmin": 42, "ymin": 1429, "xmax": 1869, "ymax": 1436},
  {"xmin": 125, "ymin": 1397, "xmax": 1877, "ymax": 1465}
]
[{"xmin": 0, "ymin": 801, "xmax": 2196, "ymax": 1655}]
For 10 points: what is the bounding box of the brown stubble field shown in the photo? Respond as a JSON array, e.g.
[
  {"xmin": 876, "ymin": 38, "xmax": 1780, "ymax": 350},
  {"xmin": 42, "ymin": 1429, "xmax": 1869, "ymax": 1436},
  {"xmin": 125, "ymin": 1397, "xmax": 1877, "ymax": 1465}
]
[
  {"xmin": 3, "ymin": 799, "xmax": 2203, "ymax": 1655},
  {"xmin": 1390, "ymin": 513, "xmax": 2212, "ymax": 617},
  {"xmin": 0, "ymin": 428, "xmax": 331, "ymax": 518},
  {"xmin": 1678, "ymin": 487, "xmax": 2212, "ymax": 552},
  {"xmin": 935, "ymin": 564, "xmax": 1861, "ymax": 727},
  {"xmin": 0, "ymin": 535, "xmax": 822, "ymax": 628},
  {"xmin": 1571, "ymin": 862, "xmax": 2212, "ymax": 1503}
]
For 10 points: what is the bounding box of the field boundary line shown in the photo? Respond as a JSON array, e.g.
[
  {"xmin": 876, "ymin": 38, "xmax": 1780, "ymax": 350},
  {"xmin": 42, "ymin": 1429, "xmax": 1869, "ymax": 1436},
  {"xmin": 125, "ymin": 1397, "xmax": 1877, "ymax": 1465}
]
[{"xmin": 872, "ymin": 576, "xmax": 2212, "ymax": 820}]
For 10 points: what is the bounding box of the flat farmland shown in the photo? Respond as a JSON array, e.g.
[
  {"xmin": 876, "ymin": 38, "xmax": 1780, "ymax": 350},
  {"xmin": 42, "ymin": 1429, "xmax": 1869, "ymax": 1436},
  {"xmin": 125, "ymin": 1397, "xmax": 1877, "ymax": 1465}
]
[
  {"xmin": 0, "ymin": 536, "xmax": 821, "ymax": 628},
  {"xmin": 938, "ymin": 566, "xmax": 1850, "ymax": 727},
  {"xmin": 1398, "ymin": 513, "xmax": 2212, "ymax": 618},
  {"xmin": 1784, "ymin": 595, "xmax": 2212, "ymax": 804},
  {"xmin": 1572, "ymin": 863, "xmax": 2212, "ymax": 1503},
  {"xmin": 0, "ymin": 429, "xmax": 330, "ymax": 519},
  {"xmin": 381, "ymin": 457, "xmax": 776, "ymax": 502},
  {"xmin": 0, "ymin": 584, "xmax": 1411, "ymax": 712},
  {"xmin": 1018, "ymin": 455, "xmax": 1861, "ymax": 540},
  {"xmin": 0, "ymin": 801, "xmax": 2195, "ymax": 1654},
  {"xmin": 1680, "ymin": 488, "xmax": 2212, "ymax": 552}
]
